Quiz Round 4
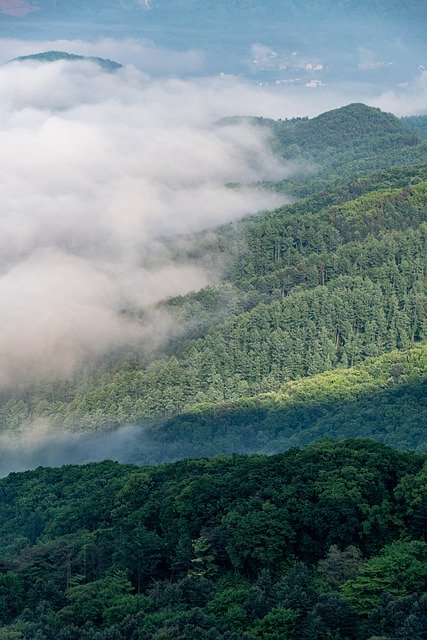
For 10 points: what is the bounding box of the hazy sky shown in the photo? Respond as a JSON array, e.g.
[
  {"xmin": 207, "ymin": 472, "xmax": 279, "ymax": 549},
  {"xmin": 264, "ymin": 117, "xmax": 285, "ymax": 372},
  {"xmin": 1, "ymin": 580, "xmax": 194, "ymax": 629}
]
[{"xmin": 1, "ymin": 1, "xmax": 425, "ymax": 85}]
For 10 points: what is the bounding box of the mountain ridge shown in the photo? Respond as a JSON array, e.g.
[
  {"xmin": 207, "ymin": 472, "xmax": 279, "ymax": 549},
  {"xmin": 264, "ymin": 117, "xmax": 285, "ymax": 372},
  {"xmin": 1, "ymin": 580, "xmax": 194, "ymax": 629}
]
[{"xmin": 7, "ymin": 50, "xmax": 123, "ymax": 72}]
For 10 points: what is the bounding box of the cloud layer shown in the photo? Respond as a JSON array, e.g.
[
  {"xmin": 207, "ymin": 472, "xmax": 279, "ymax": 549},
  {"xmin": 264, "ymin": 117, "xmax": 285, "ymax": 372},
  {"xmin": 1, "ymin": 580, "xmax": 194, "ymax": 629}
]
[{"xmin": 0, "ymin": 56, "xmax": 298, "ymax": 388}]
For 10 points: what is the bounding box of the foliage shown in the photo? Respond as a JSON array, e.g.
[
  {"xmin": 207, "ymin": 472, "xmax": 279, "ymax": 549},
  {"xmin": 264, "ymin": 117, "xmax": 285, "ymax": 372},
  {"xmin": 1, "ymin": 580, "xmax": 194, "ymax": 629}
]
[{"xmin": 0, "ymin": 441, "xmax": 426, "ymax": 638}]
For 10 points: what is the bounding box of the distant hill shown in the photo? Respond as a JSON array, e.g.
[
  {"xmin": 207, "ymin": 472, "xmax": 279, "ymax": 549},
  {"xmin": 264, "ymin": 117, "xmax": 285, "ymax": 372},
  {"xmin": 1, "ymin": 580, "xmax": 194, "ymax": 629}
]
[
  {"xmin": 220, "ymin": 103, "xmax": 420, "ymax": 160},
  {"xmin": 8, "ymin": 50, "xmax": 122, "ymax": 72}
]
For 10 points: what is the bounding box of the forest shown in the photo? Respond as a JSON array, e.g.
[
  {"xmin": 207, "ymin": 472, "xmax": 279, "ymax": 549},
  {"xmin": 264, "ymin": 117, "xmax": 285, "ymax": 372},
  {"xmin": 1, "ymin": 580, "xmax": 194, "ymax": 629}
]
[
  {"xmin": 0, "ymin": 440, "xmax": 426, "ymax": 639},
  {"xmin": 1, "ymin": 128, "xmax": 425, "ymax": 437},
  {"xmin": 0, "ymin": 103, "xmax": 426, "ymax": 638}
]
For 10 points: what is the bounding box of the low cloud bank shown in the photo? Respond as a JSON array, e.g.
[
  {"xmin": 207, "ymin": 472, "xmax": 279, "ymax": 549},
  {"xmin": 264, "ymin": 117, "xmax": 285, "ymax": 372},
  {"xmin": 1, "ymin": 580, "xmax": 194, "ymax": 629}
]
[
  {"xmin": 0, "ymin": 422, "xmax": 148, "ymax": 476},
  {"xmin": 0, "ymin": 56, "xmax": 299, "ymax": 389}
]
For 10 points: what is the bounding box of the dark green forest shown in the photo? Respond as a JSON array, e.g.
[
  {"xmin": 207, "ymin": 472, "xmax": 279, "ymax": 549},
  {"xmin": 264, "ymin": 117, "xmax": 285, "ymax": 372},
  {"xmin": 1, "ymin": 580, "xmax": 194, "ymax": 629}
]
[
  {"xmin": 0, "ymin": 103, "xmax": 426, "ymax": 639},
  {"xmin": 0, "ymin": 441, "xmax": 426, "ymax": 639}
]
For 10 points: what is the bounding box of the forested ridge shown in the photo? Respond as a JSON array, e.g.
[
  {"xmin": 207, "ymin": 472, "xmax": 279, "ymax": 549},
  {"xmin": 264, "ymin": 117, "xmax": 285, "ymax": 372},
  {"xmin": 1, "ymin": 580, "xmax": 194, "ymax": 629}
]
[
  {"xmin": 2, "ymin": 178, "xmax": 425, "ymax": 432},
  {"xmin": 0, "ymin": 103, "xmax": 426, "ymax": 638},
  {"xmin": 0, "ymin": 440, "xmax": 426, "ymax": 639},
  {"xmin": 220, "ymin": 104, "xmax": 427, "ymax": 197},
  {"xmin": 0, "ymin": 105, "xmax": 426, "ymax": 437}
]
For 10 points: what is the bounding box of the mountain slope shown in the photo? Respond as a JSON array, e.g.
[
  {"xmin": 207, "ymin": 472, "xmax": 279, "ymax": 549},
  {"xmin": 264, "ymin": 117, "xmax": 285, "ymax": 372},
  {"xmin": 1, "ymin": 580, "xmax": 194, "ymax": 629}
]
[
  {"xmin": 1, "ymin": 172, "xmax": 425, "ymax": 434},
  {"xmin": 146, "ymin": 346, "xmax": 427, "ymax": 462}
]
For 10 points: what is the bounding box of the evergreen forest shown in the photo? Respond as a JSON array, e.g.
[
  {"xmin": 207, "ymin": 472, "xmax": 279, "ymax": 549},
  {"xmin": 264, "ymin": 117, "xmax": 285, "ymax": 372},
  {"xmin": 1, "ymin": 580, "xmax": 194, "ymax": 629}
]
[{"xmin": 0, "ymin": 103, "xmax": 426, "ymax": 639}]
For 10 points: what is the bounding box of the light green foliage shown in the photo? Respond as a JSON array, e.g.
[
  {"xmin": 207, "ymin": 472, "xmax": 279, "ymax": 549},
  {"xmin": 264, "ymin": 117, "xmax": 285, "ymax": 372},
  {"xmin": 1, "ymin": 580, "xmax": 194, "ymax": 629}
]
[
  {"xmin": 56, "ymin": 569, "xmax": 133, "ymax": 626},
  {"xmin": 341, "ymin": 541, "xmax": 427, "ymax": 613},
  {"xmin": 250, "ymin": 607, "xmax": 298, "ymax": 640}
]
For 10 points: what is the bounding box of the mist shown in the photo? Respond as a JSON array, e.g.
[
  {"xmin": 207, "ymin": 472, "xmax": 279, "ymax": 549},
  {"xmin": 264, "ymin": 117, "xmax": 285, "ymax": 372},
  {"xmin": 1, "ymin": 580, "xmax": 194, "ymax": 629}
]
[
  {"xmin": 0, "ymin": 422, "xmax": 148, "ymax": 476},
  {"xmin": 0, "ymin": 56, "xmax": 303, "ymax": 389}
]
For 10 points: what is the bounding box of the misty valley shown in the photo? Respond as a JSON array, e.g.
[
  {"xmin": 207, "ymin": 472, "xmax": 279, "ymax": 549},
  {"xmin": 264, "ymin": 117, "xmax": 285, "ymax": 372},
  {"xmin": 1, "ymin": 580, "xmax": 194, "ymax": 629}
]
[{"xmin": 0, "ymin": 3, "xmax": 426, "ymax": 638}]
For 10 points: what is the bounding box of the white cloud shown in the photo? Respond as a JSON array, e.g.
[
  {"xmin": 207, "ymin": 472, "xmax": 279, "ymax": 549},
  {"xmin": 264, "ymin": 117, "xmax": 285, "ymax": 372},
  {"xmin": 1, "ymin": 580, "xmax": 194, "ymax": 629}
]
[
  {"xmin": 368, "ymin": 71, "xmax": 427, "ymax": 116},
  {"xmin": 0, "ymin": 38, "xmax": 425, "ymax": 389},
  {"xmin": 0, "ymin": 56, "xmax": 297, "ymax": 388},
  {"xmin": 0, "ymin": 36, "xmax": 205, "ymax": 75}
]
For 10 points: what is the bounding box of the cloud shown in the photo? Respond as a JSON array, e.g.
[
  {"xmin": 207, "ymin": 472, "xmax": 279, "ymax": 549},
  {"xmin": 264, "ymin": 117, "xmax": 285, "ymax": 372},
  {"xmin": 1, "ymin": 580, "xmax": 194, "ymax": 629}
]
[
  {"xmin": 0, "ymin": 421, "xmax": 145, "ymax": 476},
  {"xmin": 368, "ymin": 70, "xmax": 427, "ymax": 116},
  {"xmin": 121, "ymin": 0, "xmax": 152, "ymax": 9},
  {"xmin": 0, "ymin": 56, "xmax": 297, "ymax": 389},
  {"xmin": 0, "ymin": 0, "xmax": 38, "ymax": 17},
  {"xmin": 0, "ymin": 37, "xmax": 205, "ymax": 75},
  {"xmin": 0, "ymin": 36, "xmax": 425, "ymax": 391}
]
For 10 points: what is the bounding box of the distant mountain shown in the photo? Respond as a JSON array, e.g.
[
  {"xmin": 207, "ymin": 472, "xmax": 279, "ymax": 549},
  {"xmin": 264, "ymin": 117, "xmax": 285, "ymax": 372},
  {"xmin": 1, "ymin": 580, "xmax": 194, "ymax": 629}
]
[
  {"xmin": 8, "ymin": 51, "xmax": 122, "ymax": 72},
  {"xmin": 220, "ymin": 103, "xmax": 426, "ymax": 196},
  {"xmin": 220, "ymin": 103, "xmax": 420, "ymax": 155},
  {"xmin": 1, "ymin": 1, "xmax": 425, "ymax": 82}
]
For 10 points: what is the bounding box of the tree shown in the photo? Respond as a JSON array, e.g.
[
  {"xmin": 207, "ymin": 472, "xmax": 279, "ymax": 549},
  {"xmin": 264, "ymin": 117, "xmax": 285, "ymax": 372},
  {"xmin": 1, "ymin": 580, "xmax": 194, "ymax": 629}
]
[
  {"xmin": 250, "ymin": 607, "xmax": 298, "ymax": 640},
  {"xmin": 317, "ymin": 545, "xmax": 364, "ymax": 590},
  {"xmin": 341, "ymin": 541, "xmax": 427, "ymax": 613}
]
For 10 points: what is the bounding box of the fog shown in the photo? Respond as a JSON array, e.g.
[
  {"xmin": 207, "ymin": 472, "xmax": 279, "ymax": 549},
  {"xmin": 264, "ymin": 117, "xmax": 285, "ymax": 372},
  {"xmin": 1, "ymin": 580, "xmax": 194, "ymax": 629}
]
[
  {"xmin": 0, "ymin": 422, "xmax": 149, "ymax": 476},
  {"xmin": 0, "ymin": 57, "xmax": 302, "ymax": 389}
]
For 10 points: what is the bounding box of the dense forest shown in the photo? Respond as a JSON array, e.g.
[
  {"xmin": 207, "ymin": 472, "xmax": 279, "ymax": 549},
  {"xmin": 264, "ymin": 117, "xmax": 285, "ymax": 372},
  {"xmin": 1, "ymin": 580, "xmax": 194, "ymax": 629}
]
[
  {"xmin": 2, "ymin": 172, "xmax": 425, "ymax": 433},
  {"xmin": 0, "ymin": 103, "xmax": 426, "ymax": 638},
  {"xmin": 0, "ymin": 440, "xmax": 426, "ymax": 639}
]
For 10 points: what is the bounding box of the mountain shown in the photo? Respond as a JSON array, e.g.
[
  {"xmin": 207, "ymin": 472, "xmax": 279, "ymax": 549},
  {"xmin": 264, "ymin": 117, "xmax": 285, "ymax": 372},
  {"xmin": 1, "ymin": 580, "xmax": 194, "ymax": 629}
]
[
  {"xmin": 8, "ymin": 50, "xmax": 123, "ymax": 72},
  {"xmin": 220, "ymin": 103, "xmax": 426, "ymax": 196},
  {"xmin": 0, "ymin": 105, "xmax": 425, "ymax": 457}
]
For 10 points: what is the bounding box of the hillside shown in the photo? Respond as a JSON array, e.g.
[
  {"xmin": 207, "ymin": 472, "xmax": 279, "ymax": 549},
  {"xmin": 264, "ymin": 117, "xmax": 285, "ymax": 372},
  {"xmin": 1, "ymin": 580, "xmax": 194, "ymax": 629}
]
[
  {"xmin": 2, "ymin": 179, "xmax": 424, "ymax": 433},
  {"xmin": 143, "ymin": 346, "xmax": 427, "ymax": 462},
  {"xmin": 220, "ymin": 104, "xmax": 426, "ymax": 197},
  {"xmin": 0, "ymin": 104, "xmax": 425, "ymax": 464},
  {"xmin": 0, "ymin": 439, "xmax": 425, "ymax": 639}
]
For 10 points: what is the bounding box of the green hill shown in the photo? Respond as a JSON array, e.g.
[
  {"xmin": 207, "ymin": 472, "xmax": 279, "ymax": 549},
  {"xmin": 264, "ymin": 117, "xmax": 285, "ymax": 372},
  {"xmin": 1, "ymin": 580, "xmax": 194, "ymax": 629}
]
[
  {"xmin": 0, "ymin": 105, "xmax": 426, "ymax": 464},
  {"xmin": 8, "ymin": 51, "xmax": 122, "ymax": 72},
  {"xmin": 0, "ymin": 439, "xmax": 425, "ymax": 639},
  {"xmin": 220, "ymin": 104, "xmax": 426, "ymax": 196}
]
